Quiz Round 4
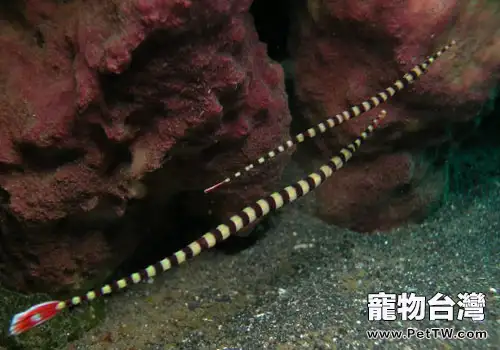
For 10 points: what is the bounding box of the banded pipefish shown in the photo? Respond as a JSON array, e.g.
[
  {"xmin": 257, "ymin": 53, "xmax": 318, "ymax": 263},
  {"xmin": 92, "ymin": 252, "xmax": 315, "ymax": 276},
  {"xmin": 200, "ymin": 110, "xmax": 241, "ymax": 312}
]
[
  {"xmin": 9, "ymin": 39, "xmax": 457, "ymax": 335},
  {"xmin": 204, "ymin": 40, "xmax": 457, "ymax": 194},
  {"xmin": 11, "ymin": 109, "xmax": 387, "ymax": 335}
]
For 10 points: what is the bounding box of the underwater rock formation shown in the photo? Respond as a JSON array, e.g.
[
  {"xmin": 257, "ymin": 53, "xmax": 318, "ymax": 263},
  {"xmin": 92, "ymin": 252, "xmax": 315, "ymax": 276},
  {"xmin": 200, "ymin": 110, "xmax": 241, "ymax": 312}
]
[
  {"xmin": 0, "ymin": 0, "xmax": 290, "ymax": 292},
  {"xmin": 291, "ymin": 0, "xmax": 500, "ymax": 232}
]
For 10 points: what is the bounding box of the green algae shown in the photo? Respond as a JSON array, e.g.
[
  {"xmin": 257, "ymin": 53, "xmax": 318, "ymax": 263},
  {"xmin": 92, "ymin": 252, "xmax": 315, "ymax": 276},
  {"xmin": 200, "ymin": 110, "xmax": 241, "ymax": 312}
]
[{"xmin": 0, "ymin": 286, "xmax": 106, "ymax": 350}]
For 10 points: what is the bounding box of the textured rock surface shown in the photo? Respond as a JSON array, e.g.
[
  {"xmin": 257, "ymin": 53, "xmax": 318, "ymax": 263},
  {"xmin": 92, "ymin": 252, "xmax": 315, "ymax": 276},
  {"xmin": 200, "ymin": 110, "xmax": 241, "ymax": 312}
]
[
  {"xmin": 0, "ymin": 0, "xmax": 291, "ymax": 293},
  {"xmin": 291, "ymin": 0, "xmax": 500, "ymax": 232}
]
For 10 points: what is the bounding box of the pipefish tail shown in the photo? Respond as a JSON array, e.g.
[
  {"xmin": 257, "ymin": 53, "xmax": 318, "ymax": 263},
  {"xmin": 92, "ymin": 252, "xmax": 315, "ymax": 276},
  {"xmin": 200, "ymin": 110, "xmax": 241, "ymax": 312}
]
[
  {"xmin": 9, "ymin": 109, "xmax": 387, "ymax": 336},
  {"xmin": 204, "ymin": 40, "xmax": 457, "ymax": 194}
]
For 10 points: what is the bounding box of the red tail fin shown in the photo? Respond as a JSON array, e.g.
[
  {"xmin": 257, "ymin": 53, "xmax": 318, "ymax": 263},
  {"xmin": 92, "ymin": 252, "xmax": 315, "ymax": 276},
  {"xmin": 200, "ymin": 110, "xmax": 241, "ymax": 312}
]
[{"xmin": 9, "ymin": 300, "xmax": 63, "ymax": 335}]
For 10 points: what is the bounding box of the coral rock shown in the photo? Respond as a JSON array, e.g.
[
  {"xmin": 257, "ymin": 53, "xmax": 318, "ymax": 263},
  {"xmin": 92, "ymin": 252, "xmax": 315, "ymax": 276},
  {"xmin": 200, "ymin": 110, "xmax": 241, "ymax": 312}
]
[
  {"xmin": 0, "ymin": 0, "xmax": 291, "ymax": 293},
  {"xmin": 292, "ymin": 0, "xmax": 500, "ymax": 232},
  {"xmin": 316, "ymin": 152, "xmax": 445, "ymax": 232}
]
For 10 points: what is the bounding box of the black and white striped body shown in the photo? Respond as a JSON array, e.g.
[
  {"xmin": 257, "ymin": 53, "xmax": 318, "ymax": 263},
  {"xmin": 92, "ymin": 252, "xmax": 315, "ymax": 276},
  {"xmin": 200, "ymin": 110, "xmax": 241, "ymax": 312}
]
[
  {"xmin": 49, "ymin": 109, "xmax": 387, "ymax": 312},
  {"xmin": 204, "ymin": 40, "xmax": 457, "ymax": 193},
  {"xmin": 9, "ymin": 39, "xmax": 458, "ymax": 336}
]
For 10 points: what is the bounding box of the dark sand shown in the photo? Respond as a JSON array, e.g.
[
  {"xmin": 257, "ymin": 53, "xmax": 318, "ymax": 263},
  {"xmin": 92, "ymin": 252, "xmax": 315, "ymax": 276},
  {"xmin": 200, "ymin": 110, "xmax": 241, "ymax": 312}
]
[{"xmin": 58, "ymin": 162, "xmax": 500, "ymax": 350}]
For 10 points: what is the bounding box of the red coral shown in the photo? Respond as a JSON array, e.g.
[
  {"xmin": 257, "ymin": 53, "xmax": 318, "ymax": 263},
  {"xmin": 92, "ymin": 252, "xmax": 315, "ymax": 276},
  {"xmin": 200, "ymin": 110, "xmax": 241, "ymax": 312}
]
[
  {"xmin": 292, "ymin": 0, "xmax": 500, "ymax": 232},
  {"xmin": 316, "ymin": 153, "xmax": 445, "ymax": 232},
  {"xmin": 0, "ymin": 0, "xmax": 290, "ymax": 292}
]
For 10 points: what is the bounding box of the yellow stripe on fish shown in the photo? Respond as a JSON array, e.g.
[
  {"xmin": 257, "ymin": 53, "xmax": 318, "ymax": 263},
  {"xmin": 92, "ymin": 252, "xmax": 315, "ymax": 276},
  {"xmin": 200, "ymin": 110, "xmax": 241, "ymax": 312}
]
[
  {"xmin": 9, "ymin": 109, "xmax": 388, "ymax": 336},
  {"xmin": 204, "ymin": 40, "xmax": 457, "ymax": 193}
]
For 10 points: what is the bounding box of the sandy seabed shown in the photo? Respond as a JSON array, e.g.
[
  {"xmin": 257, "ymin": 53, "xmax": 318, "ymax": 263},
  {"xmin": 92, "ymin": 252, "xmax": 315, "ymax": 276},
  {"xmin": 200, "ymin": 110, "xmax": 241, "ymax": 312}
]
[{"xmin": 64, "ymin": 162, "xmax": 499, "ymax": 350}]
